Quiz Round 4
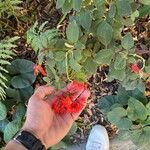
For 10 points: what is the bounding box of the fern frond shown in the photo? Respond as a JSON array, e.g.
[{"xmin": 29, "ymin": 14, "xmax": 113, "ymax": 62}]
[
  {"xmin": 0, "ymin": 36, "xmax": 19, "ymax": 100},
  {"xmin": 27, "ymin": 22, "xmax": 58, "ymax": 53}
]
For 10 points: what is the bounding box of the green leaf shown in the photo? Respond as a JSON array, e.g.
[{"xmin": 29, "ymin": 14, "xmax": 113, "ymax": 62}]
[
  {"xmin": 11, "ymin": 73, "xmax": 36, "ymax": 89},
  {"xmin": 0, "ymin": 119, "xmax": 9, "ymax": 132},
  {"xmin": 0, "ymin": 101, "xmax": 7, "ymax": 120},
  {"xmin": 98, "ymin": 95, "xmax": 119, "ymax": 113},
  {"xmin": 56, "ymin": 0, "xmax": 66, "ymax": 9},
  {"xmin": 97, "ymin": 21, "xmax": 113, "ymax": 46},
  {"xmin": 83, "ymin": 58, "xmax": 98, "ymax": 75},
  {"xmin": 121, "ymin": 33, "xmax": 134, "ymax": 50},
  {"xmin": 94, "ymin": 49, "xmax": 114, "ymax": 65},
  {"xmin": 127, "ymin": 97, "xmax": 148, "ymax": 121},
  {"xmin": 13, "ymin": 104, "xmax": 26, "ymax": 123},
  {"xmin": 4, "ymin": 121, "xmax": 20, "ymax": 143},
  {"xmin": 146, "ymin": 102, "xmax": 150, "ymax": 114},
  {"xmin": 77, "ymin": 10, "xmax": 92, "ymax": 30},
  {"xmin": 66, "ymin": 20, "xmax": 79, "ymax": 44},
  {"xmin": 116, "ymin": 0, "xmax": 132, "ymax": 16},
  {"xmin": 7, "ymin": 59, "xmax": 34, "ymax": 75},
  {"xmin": 140, "ymin": 0, "xmax": 150, "ymax": 5},
  {"xmin": 139, "ymin": 5, "xmax": 150, "ymax": 17},
  {"xmin": 108, "ymin": 3, "xmax": 116, "ymax": 18},
  {"xmin": 72, "ymin": 0, "xmax": 82, "ymax": 12},
  {"xmin": 54, "ymin": 51, "xmax": 65, "ymax": 62},
  {"xmin": 107, "ymin": 107, "xmax": 132, "ymax": 130},
  {"xmin": 108, "ymin": 65, "xmax": 126, "ymax": 81},
  {"xmin": 68, "ymin": 122, "xmax": 77, "ymax": 136},
  {"xmin": 62, "ymin": 0, "xmax": 73, "ymax": 14},
  {"xmin": 145, "ymin": 65, "xmax": 150, "ymax": 73},
  {"xmin": 114, "ymin": 54, "xmax": 126, "ymax": 70},
  {"xmin": 131, "ymin": 126, "xmax": 150, "ymax": 150},
  {"xmin": 51, "ymin": 141, "xmax": 67, "ymax": 150},
  {"xmin": 94, "ymin": 0, "xmax": 105, "ymax": 9}
]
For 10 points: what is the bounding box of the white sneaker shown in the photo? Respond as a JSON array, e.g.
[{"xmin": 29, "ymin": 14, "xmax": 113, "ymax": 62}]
[{"xmin": 86, "ymin": 125, "xmax": 109, "ymax": 150}]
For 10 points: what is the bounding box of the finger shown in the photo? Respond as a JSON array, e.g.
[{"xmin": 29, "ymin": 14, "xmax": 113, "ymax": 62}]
[
  {"xmin": 70, "ymin": 89, "xmax": 90, "ymax": 120},
  {"xmin": 33, "ymin": 86, "xmax": 55, "ymax": 100}
]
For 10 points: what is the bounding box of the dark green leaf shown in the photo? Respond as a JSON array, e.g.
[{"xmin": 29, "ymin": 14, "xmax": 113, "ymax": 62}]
[
  {"xmin": 68, "ymin": 123, "xmax": 77, "ymax": 136},
  {"xmin": 11, "ymin": 73, "xmax": 36, "ymax": 89},
  {"xmin": 7, "ymin": 59, "xmax": 34, "ymax": 75},
  {"xmin": 98, "ymin": 95, "xmax": 119, "ymax": 113},
  {"xmin": 0, "ymin": 119, "xmax": 9, "ymax": 132}
]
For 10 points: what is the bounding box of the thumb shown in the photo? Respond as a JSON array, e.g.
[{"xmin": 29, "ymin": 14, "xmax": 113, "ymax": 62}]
[{"xmin": 33, "ymin": 85, "xmax": 55, "ymax": 100}]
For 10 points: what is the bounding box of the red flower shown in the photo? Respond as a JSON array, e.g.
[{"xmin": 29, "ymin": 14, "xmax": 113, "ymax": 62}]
[
  {"xmin": 52, "ymin": 81, "xmax": 90, "ymax": 114},
  {"xmin": 34, "ymin": 64, "xmax": 47, "ymax": 76},
  {"xmin": 130, "ymin": 63, "xmax": 140, "ymax": 73}
]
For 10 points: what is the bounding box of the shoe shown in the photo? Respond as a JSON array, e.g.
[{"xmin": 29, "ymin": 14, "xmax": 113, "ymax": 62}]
[{"xmin": 86, "ymin": 125, "xmax": 109, "ymax": 150}]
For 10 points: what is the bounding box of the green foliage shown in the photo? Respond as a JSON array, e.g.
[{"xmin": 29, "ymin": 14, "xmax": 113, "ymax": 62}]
[
  {"xmin": 98, "ymin": 86, "xmax": 150, "ymax": 149},
  {"xmin": 0, "ymin": 37, "xmax": 19, "ymax": 100},
  {"xmin": 7, "ymin": 59, "xmax": 36, "ymax": 89},
  {"xmin": 27, "ymin": 22, "xmax": 58, "ymax": 53},
  {"xmin": 0, "ymin": 0, "xmax": 22, "ymax": 18}
]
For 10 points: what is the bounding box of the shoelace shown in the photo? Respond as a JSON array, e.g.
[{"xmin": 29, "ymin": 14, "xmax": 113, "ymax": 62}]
[{"xmin": 88, "ymin": 141, "xmax": 102, "ymax": 150}]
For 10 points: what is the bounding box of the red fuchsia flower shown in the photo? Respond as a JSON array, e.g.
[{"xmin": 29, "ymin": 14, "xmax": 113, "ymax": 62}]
[
  {"xmin": 52, "ymin": 81, "xmax": 90, "ymax": 114},
  {"xmin": 33, "ymin": 64, "xmax": 47, "ymax": 76},
  {"xmin": 130, "ymin": 63, "xmax": 140, "ymax": 73}
]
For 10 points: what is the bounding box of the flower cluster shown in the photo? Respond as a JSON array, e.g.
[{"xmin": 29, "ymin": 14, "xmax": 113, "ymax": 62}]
[
  {"xmin": 130, "ymin": 63, "xmax": 140, "ymax": 73},
  {"xmin": 52, "ymin": 81, "xmax": 89, "ymax": 114},
  {"xmin": 33, "ymin": 64, "xmax": 47, "ymax": 76}
]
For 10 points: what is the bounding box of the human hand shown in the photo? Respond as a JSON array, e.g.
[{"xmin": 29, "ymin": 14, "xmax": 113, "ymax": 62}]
[{"xmin": 22, "ymin": 82, "xmax": 90, "ymax": 149}]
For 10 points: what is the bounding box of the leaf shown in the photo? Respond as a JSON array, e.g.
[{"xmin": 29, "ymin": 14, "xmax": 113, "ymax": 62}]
[
  {"xmin": 127, "ymin": 97, "xmax": 148, "ymax": 121},
  {"xmin": 83, "ymin": 58, "xmax": 98, "ymax": 75},
  {"xmin": 114, "ymin": 54, "xmax": 126, "ymax": 70},
  {"xmin": 56, "ymin": 0, "xmax": 66, "ymax": 9},
  {"xmin": 68, "ymin": 122, "xmax": 78, "ymax": 136},
  {"xmin": 145, "ymin": 65, "xmax": 150, "ymax": 73},
  {"xmin": 66, "ymin": 20, "xmax": 79, "ymax": 44},
  {"xmin": 107, "ymin": 107, "xmax": 132, "ymax": 130},
  {"xmin": 62, "ymin": 0, "xmax": 73, "ymax": 14},
  {"xmin": 0, "ymin": 101, "xmax": 7, "ymax": 120},
  {"xmin": 7, "ymin": 59, "xmax": 34, "ymax": 75},
  {"xmin": 54, "ymin": 51, "xmax": 65, "ymax": 62},
  {"xmin": 77, "ymin": 10, "xmax": 92, "ymax": 30},
  {"xmin": 139, "ymin": 5, "xmax": 150, "ymax": 17},
  {"xmin": 72, "ymin": 0, "xmax": 82, "ymax": 12},
  {"xmin": 94, "ymin": 49, "xmax": 114, "ymax": 65},
  {"xmin": 146, "ymin": 102, "xmax": 150, "ymax": 114},
  {"xmin": 94, "ymin": 0, "xmax": 105, "ymax": 9},
  {"xmin": 51, "ymin": 141, "xmax": 67, "ymax": 150},
  {"xmin": 4, "ymin": 121, "xmax": 20, "ymax": 143},
  {"xmin": 130, "ymin": 126, "xmax": 150, "ymax": 150},
  {"xmin": 116, "ymin": 0, "xmax": 132, "ymax": 16},
  {"xmin": 140, "ymin": 0, "xmax": 150, "ymax": 5},
  {"xmin": 108, "ymin": 3, "xmax": 116, "ymax": 18},
  {"xmin": 0, "ymin": 119, "xmax": 9, "ymax": 132},
  {"xmin": 108, "ymin": 65, "xmax": 126, "ymax": 81},
  {"xmin": 98, "ymin": 95, "xmax": 119, "ymax": 113},
  {"xmin": 97, "ymin": 21, "xmax": 113, "ymax": 46},
  {"xmin": 11, "ymin": 73, "xmax": 36, "ymax": 89},
  {"xmin": 121, "ymin": 33, "xmax": 134, "ymax": 50}
]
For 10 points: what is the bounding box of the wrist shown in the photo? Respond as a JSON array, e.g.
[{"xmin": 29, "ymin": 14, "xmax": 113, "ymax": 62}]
[{"xmin": 21, "ymin": 126, "xmax": 48, "ymax": 149}]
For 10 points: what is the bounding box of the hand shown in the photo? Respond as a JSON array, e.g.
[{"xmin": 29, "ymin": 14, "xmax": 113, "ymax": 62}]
[{"xmin": 22, "ymin": 84, "xmax": 90, "ymax": 149}]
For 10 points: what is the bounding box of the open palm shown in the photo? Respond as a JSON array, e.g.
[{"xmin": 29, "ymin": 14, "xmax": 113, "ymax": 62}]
[{"xmin": 23, "ymin": 84, "xmax": 90, "ymax": 148}]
